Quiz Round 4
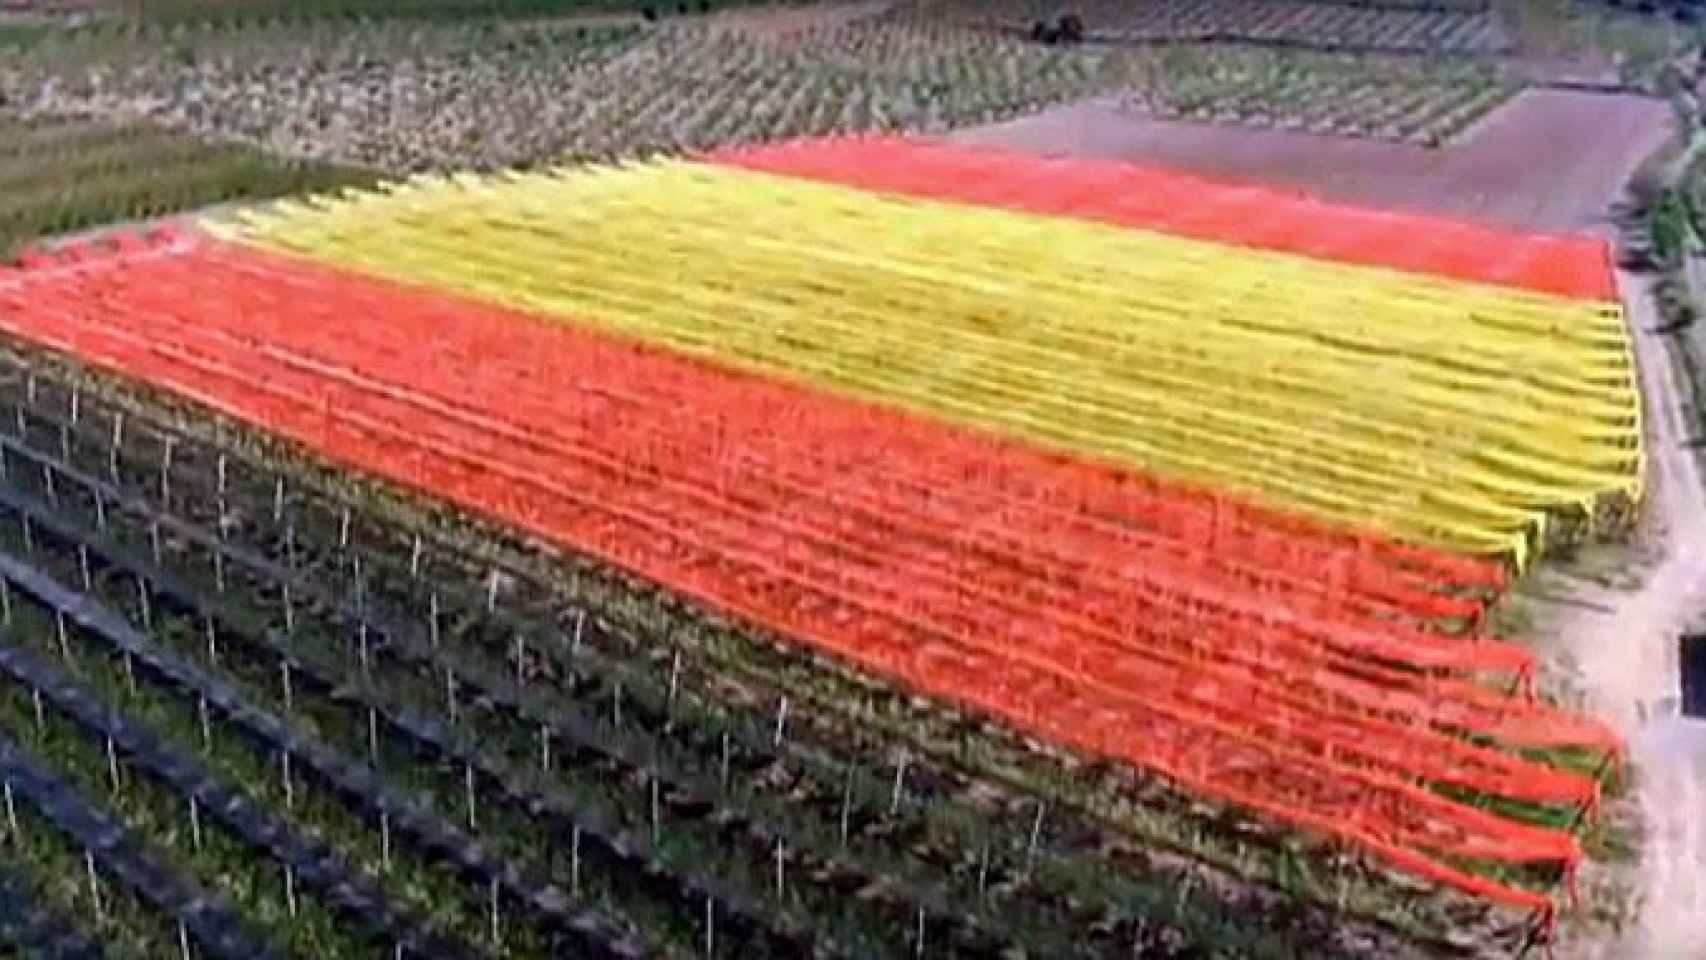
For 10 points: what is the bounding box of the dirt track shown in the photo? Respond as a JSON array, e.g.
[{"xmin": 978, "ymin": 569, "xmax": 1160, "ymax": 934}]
[
  {"xmin": 949, "ymin": 88, "xmax": 1671, "ymax": 233},
  {"xmin": 1505, "ymin": 271, "xmax": 1706, "ymax": 957},
  {"xmin": 1561, "ymin": 272, "xmax": 1706, "ymax": 956}
]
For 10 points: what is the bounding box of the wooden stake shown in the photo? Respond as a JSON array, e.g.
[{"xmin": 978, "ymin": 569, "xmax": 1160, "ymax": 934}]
[
  {"xmin": 352, "ymin": 557, "xmax": 364, "ymax": 616},
  {"xmin": 109, "ymin": 414, "xmax": 122, "ymax": 482},
  {"xmin": 135, "ymin": 576, "xmax": 150, "ymax": 631},
  {"xmin": 285, "ymin": 865, "xmax": 298, "ymax": 918},
  {"xmin": 703, "ymin": 895, "xmax": 714, "ymax": 959},
  {"xmin": 381, "ymin": 810, "xmax": 391, "ymax": 872},
  {"xmin": 123, "ymin": 653, "xmax": 135, "ymax": 697},
  {"xmin": 159, "ymin": 438, "xmax": 173, "ymax": 505},
  {"xmin": 178, "ymin": 920, "xmax": 191, "ymax": 960},
  {"xmin": 539, "ymin": 724, "xmax": 551, "ymax": 772},
  {"xmin": 43, "ymin": 462, "xmax": 55, "ymax": 504},
  {"xmin": 85, "ymin": 850, "xmax": 102, "ymax": 925},
  {"xmin": 429, "ymin": 593, "xmax": 440, "ymax": 647},
  {"xmin": 21, "ymin": 514, "xmax": 32, "ymax": 553},
  {"xmin": 205, "ymin": 618, "xmax": 218, "ymax": 668},
  {"xmin": 105, "ymin": 735, "xmax": 120, "ymax": 795},
  {"xmin": 612, "ymin": 682, "xmax": 622, "ymax": 729},
  {"xmin": 773, "ymin": 697, "xmax": 788, "ymax": 747},
  {"xmin": 282, "ymin": 584, "xmax": 294, "ymax": 635},
  {"xmin": 839, "ymin": 766, "xmax": 853, "ymax": 846},
  {"xmin": 890, "ymin": 751, "xmax": 907, "ymax": 815},
  {"xmin": 774, "ymin": 837, "xmax": 785, "ymax": 900},
  {"xmin": 719, "ymin": 732, "xmax": 730, "ymax": 791},
  {"xmin": 489, "ymin": 876, "xmax": 500, "ymax": 946},
  {"xmin": 272, "ymin": 476, "xmax": 284, "ymax": 524},
  {"xmin": 198, "ymin": 695, "xmax": 211, "ymax": 753},
  {"xmin": 338, "ymin": 507, "xmax": 350, "ymax": 551},
  {"xmin": 94, "ymin": 490, "xmax": 105, "ymax": 531},
  {"xmin": 31, "ymin": 688, "xmax": 43, "ymax": 738},
  {"xmin": 914, "ymin": 906, "xmax": 925, "ymax": 958},
  {"xmin": 78, "ymin": 544, "xmax": 90, "ymax": 592},
  {"xmin": 282, "ymin": 751, "xmax": 294, "ymax": 810},
  {"xmin": 650, "ymin": 776, "xmax": 660, "ymax": 844},
  {"xmin": 55, "ymin": 611, "xmax": 70, "ymax": 662},
  {"xmin": 4, "ymin": 778, "xmax": 17, "ymax": 840},
  {"xmin": 464, "ymin": 763, "xmax": 476, "ymax": 829},
  {"xmin": 280, "ymin": 661, "xmax": 292, "ymax": 713},
  {"xmin": 977, "ymin": 841, "xmax": 990, "ymax": 896},
  {"xmin": 446, "ymin": 670, "xmax": 458, "ymax": 725},
  {"xmin": 189, "ymin": 795, "xmax": 202, "ymax": 852},
  {"xmin": 149, "ymin": 520, "xmax": 160, "ymax": 565},
  {"xmin": 570, "ymin": 825, "xmax": 581, "ymax": 896},
  {"xmin": 409, "ymin": 535, "xmax": 422, "ymax": 579},
  {"xmin": 213, "ymin": 552, "xmax": 224, "ymax": 594},
  {"xmin": 68, "ymin": 386, "xmax": 78, "ymax": 427},
  {"xmin": 368, "ymin": 708, "xmax": 379, "ymax": 767},
  {"xmin": 486, "ymin": 568, "xmax": 499, "ymax": 613},
  {"xmin": 514, "ymin": 634, "xmax": 525, "ymax": 688},
  {"xmin": 1025, "ymin": 802, "xmax": 1045, "ymax": 877},
  {"xmin": 1, "ymin": 578, "xmax": 12, "ymax": 626}
]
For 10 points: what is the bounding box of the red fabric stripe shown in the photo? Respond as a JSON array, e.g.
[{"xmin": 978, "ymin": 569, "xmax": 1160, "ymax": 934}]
[{"xmin": 712, "ymin": 136, "xmax": 1618, "ymax": 302}]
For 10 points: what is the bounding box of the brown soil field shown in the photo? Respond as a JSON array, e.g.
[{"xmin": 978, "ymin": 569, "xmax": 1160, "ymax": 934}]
[{"xmin": 948, "ymin": 88, "xmax": 1673, "ymax": 235}]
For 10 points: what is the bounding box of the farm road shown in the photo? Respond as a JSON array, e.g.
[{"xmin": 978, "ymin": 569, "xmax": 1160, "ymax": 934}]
[
  {"xmin": 1547, "ymin": 271, "xmax": 1706, "ymax": 957},
  {"xmin": 949, "ymin": 89, "xmax": 1670, "ymax": 234}
]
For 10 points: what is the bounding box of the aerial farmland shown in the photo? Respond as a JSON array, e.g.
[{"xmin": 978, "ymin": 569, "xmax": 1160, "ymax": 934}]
[{"xmin": 0, "ymin": 1, "xmax": 1701, "ymax": 958}]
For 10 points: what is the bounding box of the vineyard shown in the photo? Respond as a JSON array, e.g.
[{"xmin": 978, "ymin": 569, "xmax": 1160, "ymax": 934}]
[
  {"xmin": 886, "ymin": 0, "xmax": 1513, "ymax": 53},
  {"xmin": 0, "ymin": 128, "xmax": 1644, "ymax": 957},
  {"xmin": 0, "ymin": 2, "xmax": 1540, "ymax": 174},
  {"xmin": 1110, "ymin": 47, "xmax": 1517, "ymax": 145},
  {"xmin": 0, "ymin": 15, "xmax": 1107, "ymax": 172},
  {"xmin": 110, "ymin": 0, "xmax": 746, "ymax": 24},
  {"xmin": 0, "ymin": 115, "xmax": 373, "ymax": 258}
]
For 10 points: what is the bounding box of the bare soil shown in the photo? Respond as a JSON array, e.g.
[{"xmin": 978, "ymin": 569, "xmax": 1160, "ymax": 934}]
[{"xmin": 948, "ymin": 88, "xmax": 1673, "ymax": 234}]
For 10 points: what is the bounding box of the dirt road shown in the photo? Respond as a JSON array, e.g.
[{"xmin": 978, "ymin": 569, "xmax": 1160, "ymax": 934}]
[
  {"xmin": 1549, "ymin": 271, "xmax": 1706, "ymax": 956},
  {"xmin": 949, "ymin": 89, "xmax": 1671, "ymax": 234}
]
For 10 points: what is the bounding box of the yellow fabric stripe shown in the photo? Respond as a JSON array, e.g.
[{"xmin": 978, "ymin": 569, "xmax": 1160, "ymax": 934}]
[{"xmin": 218, "ymin": 160, "xmax": 1644, "ymax": 567}]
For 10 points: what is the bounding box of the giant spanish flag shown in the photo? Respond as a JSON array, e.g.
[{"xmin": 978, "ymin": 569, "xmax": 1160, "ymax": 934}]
[{"xmin": 0, "ymin": 136, "xmax": 1637, "ymax": 925}]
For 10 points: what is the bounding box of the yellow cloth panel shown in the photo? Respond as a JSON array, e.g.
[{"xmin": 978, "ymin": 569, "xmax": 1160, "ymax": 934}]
[{"xmin": 221, "ymin": 161, "xmax": 1644, "ymax": 566}]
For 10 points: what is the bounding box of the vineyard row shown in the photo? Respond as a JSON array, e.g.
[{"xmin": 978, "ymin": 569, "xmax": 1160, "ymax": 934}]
[
  {"xmin": 0, "ymin": 339, "xmax": 1542, "ymax": 953},
  {"xmin": 0, "ymin": 369, "xmax": 1278, "ymax": 957}
]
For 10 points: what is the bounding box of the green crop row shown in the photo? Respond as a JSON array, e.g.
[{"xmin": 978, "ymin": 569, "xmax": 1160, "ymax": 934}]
[
  {"xmin": 0, "ymin": 115, "xmax": 375, "ymax": 259},
  {"xmin": 0, "ymin": 764, "xmax": 174, "ymax": 958},
  {"xmin": 1108, "ymin": 45, "xmax": 1518, "ymax": 146},
  {"xmin": 0, "ymin": 535, "xmax": 498, "ymax": 958}
]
